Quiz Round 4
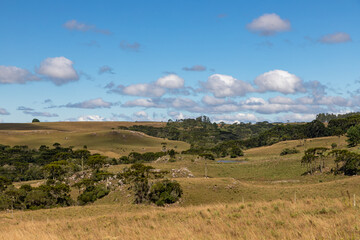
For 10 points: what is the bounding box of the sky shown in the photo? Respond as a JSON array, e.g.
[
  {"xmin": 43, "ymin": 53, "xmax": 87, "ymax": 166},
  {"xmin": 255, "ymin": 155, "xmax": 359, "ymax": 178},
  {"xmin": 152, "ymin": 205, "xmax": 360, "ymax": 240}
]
[{"xmin": 0, "ymin": 0, "xmax": 359, "ymax": 123}]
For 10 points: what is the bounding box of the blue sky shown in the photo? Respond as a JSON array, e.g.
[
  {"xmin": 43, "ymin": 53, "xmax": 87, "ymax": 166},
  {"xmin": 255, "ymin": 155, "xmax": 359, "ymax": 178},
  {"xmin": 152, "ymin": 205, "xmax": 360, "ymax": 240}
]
[{"xmin": 0, "ymin": 0, "xmax": 359, "ymax": 123}]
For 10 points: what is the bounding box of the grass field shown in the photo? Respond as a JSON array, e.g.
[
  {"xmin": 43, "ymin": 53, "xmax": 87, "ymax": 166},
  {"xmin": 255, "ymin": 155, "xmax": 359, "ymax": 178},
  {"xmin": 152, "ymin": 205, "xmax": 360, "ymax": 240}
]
[
  {"xmin": 1, "ymin": 122, "xmax": 359, "ymax": 239},
  {"xmin": 0, "ymin": 122, "xmax": 189, "ymax": 157}
]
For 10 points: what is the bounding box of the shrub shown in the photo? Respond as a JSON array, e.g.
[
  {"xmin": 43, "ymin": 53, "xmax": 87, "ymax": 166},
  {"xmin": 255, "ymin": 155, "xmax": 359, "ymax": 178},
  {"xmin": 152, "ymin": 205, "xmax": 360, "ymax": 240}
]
[
  {"xmin": 78, "ymin": 185, "xmax": 109, "ymax": 205},
  {"xmin": 280, "ymin": 148, "xmax": 300, "ymax": 156},
  {"xmin": 199, "ymin": 153, "xmax": 215, "ymax": 160},
  {"xmin": 149, "ymin": 180, "xmax": 182, "ymax": 206}
]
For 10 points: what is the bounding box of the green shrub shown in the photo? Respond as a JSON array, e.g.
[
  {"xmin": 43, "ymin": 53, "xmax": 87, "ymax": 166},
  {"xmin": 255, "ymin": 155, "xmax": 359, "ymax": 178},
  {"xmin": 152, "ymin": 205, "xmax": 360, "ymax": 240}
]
[
  {"xmin": 149, "ymin": 180, "xmax": 182, "ymax": 206},
  {"xmin": 78, "ymin": 185, "xmax": 109, "ymax": 205},
  {"xmin": 280, "ymin": 148, "xmax": 300, "ymax": 156}
]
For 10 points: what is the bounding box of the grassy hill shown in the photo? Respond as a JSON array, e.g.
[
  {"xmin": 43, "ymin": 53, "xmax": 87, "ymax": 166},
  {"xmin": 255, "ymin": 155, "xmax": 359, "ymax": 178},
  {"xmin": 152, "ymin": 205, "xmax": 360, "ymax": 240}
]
[
  {"xmin": 0, "ymin": 122, "xmax": 189, "ymax": 157},
  {"xmin": 1, "ymin": 122, "xmax": 360, "ymax": 239}
]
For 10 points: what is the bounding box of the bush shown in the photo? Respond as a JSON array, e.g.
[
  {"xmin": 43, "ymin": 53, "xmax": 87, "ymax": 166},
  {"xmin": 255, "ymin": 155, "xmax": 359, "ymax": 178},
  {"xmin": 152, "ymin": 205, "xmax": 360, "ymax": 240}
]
[
  {"xmin": 199, "ymin": 153, "xmax": 215, "ymax": 160},
  {"xmin": 78, "ymin": 185, "xmax": 109, "ymax": 205},
  {"xmin": 280, "ymin": 148, "xmax": 300, "ymax": 156},
  {"xmin": 149, "ymin": 180, "xmax": 182, "ymax": 206}
]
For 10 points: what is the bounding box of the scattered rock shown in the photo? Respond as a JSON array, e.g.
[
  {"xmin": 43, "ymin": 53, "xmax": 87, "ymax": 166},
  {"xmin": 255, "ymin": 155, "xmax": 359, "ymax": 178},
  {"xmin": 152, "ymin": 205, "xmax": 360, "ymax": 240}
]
[{"xmin": 171, "ymin": 167, "xmax": 194, "ymax": 178}]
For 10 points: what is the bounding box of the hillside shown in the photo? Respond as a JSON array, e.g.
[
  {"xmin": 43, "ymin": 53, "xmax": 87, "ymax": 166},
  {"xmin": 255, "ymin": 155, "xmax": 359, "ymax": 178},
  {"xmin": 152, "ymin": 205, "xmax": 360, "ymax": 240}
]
[
  {"xmin": 2, "ymin": 121, "xmax": 360, "ymax": 239},
  {"xmin": 1, "ymin": 134, "xmax": 360, "ymax": 239},
  {"xmin": 0, "ymin": 122, "xmax": 189, "ymax": 157}
]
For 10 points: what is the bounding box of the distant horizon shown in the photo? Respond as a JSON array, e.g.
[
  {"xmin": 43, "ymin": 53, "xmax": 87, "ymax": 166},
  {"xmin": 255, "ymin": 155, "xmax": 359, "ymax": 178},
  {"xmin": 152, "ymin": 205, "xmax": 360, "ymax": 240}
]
[{"xmin": 1, "ymin": 0, "xmax": 359, "ymax": 123}]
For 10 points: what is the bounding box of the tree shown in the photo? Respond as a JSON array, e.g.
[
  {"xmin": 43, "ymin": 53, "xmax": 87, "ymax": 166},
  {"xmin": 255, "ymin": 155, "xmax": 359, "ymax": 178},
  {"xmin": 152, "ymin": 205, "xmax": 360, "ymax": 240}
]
[
  {"xmin": 346, "ymin": 125, "xmax": 360, "ymax": 147},
  {"xmin": 0, "ymin": 177, "xmax": 12, "ymax": 192},
  {"xmin": 168, "ymin": 149, "xmax": 176, "ymax": 159},
  {"xmin": 32, "ymin": 118, "xmax": 40, "ymax": 123},
  {"xmin": 87, "ymin": 155, "xmax": 107, "ymax": 172}
]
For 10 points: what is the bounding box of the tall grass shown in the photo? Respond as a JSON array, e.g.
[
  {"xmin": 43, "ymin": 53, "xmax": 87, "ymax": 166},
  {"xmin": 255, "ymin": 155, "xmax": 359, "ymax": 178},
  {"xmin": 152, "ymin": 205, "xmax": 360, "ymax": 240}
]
[{"xmin": 0, "ymin": 198, "xmax": 359, "ymax": 240}]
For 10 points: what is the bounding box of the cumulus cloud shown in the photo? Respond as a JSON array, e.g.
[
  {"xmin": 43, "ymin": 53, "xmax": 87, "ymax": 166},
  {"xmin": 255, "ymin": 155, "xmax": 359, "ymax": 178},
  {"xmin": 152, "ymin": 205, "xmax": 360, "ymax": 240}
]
[
  {"xmin": 243, "ymin": 97, "xmax": 266, "ymax": 105},
  {"xmin": 63, "ymin": 20, "xmax": 111, "ymax": 35},
  {"xmin": 120, "ymin": 41, "xmax": 141, "ymax": 51},
  {"xmin": 121, "ymin": 83, "xmax": 166, "ymax": 97},
  {"xmin": 37, "ymin": 57, "xmax": 79, "ymax": 85},
  {"xmin": 247, "ymin": 13, "xmax": 291, "ymax": 36},
  {"xmin": 110, "ymin": 74, "xmax": 185, "ymax": 97},
  {"xmin": 23, "ymin": 111, "xmax": 58, "ymax": 117},
  {"xmin": 155, "ymin": 74, "xmax": 184, "ymax": 89},
  {"xmin": 133, "ymin": 111, "xmax": 149, "ymax": 119},
  {"xmin": 182, "ymin": 65, "xmax": 207, "ymax": 72},
  {"xmin": 122, "ymin": 98, "xmax": 158, "ymax": 108},
  {"xmin": 254, "ymin": 70, "xmax": 305, "ymax": 94},
  {"xmin": 203, "ymin": 74, "xmax": 254, "ymax": 97},
  {"xmin": 213, "ymin": 113, "xmax": 258, "ymax": 123},
  {"xmin": 77, "ymin": 115, "xmax": 105, "ymax": 121},
  {"xmin": 171, "ymin": 98, "xmax": 197, "ymax": 109},
  {"xmin": 319, "ymin": 32, "xmax": 351, "ymax": 44},
  {"xmin": 64, "ymin": 98, "xmax": 113, "ymax": 109},
  {"xmin": 0, "ymin": 66, "xmax": 39, "ymax": 84},
  {"xmin": 0, "ymin": 108, "xmax": 10, "ymax": 115},
  {"xmin": 98, "ymin": 65, "xmax": 114, "ymax": 75},
  {"xmin": 202, "ymin": 95, "xmax": 227, "ymax": 105},
  {"xmin": 277, "ymin": 113, "xmax": 316, "ymax": 123},
  {"xmin": 168, "ymin": 111, "xmax": 186, "ymax": 120},
  {"xmin": 268, "ymin": 96, "xmax": 295, "ymax": 105}
]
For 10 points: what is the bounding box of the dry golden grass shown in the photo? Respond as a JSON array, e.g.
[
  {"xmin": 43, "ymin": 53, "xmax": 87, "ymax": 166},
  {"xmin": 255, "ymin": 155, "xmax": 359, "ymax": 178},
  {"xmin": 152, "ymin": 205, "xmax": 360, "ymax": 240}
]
[
  {"xmin": 2, "ymin": 124, "xmax": 359, "ymax": 239},
  {"xmin": 0, "ymin": 122, "xmax": 189, "ymax": 157},
  {"xmin": 0, "ymin": 198, "xmax": 359, "ymax": 240}
]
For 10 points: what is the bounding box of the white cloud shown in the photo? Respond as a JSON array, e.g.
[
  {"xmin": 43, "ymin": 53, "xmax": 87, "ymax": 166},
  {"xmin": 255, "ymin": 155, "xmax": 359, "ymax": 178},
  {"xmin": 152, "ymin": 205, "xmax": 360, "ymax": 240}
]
[
  {"xmin": 203, "ymin": 74, "xmax": 254, "ymax": 97},
  {"xmin": 320, "ymin": 32, "xmax": 351, "ymax": 44},
  {"xmin": 277, "ymin": 113, "xmax": 316, "ymax": 123},
  {"xmin": 122, "ymin": 83, "xmax": 166, "ymax": 97},
  {"xmin": 268, "ymin": 96, "xmax": 295, "ymax": 105},
  {"xmin": 168, "ymin": 111, "xmax": 185, "ymax": 120},
  {"xmin": 63, "ymin": 20, "xmax": 111, "ymax": 35},
  {"xmin": 133, "ymin": 111, "xmax": 149, "ymax": 120},
  {"xmin": 0, "ymin": 66, "xmax": 39, "ymax": 84},
  {"xmin": 317, "ymin": 96, "xmax": 349, "ymax": 107},
  {"xmin": 247, "ymin": 13, "xmax": 291, "ymax": 36},
  {"xmin": 0, "ymin": 108, "xmax": 10, "ymax": 115},
  {"xmin": 243, "ymin": 97, "xmax": 266, "ymax": 105},
  {"xmin": 296, "ymin": 96, "xmax": 314, "ymax": 105},
  {"xmin": 155, "ymin": 74, "xmax": 184, "ymax": 89},
  {"xmin": 254, "ymin": 70, "xmax": 305, "ymax": 94},
  {"xmin": 123, "ymin": 98, "xmax": 157, "ymax": 108},
  {"xmin": 37, "ymin": 57, "xmax": 79, "ymax": 85},
  {"xmin": 213, "ymin": 113, "xmax": 258, "ymax": 123},
  {"xmin": 64, "ymin": 98, "xmax": 113, "ymax": 109},
  {"xmin": 171, "ymin": 98, "xmax": 197, "ymax": 108},
  {"xmin": 211, "ymin": 104, "xmax": 239, "ymax": 113},
  {"xmin": 201, "ymin": 95, "xmax": 227, "ymax": 105},
  {"xmin": 77, "ymin": 115, "xmax": 105, "ymax": 121}
]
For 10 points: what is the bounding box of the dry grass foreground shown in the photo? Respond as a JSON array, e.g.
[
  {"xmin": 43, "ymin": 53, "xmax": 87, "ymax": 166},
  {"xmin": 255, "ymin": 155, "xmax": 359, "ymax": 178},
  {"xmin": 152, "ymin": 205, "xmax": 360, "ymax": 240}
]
[{"xmin": 0, "ymin": 198, "xmax": 359, "ymax": 240}]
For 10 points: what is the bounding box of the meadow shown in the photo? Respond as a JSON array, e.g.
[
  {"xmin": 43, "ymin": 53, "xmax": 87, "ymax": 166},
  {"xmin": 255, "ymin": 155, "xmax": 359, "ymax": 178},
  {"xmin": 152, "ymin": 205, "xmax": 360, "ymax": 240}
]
[{"xmin": 0, "ymin": 122, "xmax": 359, "ymax": 239}]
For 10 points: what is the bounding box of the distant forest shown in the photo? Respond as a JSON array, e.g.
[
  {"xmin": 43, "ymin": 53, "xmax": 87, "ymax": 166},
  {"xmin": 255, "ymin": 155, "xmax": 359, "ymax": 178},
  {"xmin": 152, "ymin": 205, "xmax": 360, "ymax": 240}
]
[{"xmin": 121, "ymin": 113, "xmax": 360, "ymax": 157}]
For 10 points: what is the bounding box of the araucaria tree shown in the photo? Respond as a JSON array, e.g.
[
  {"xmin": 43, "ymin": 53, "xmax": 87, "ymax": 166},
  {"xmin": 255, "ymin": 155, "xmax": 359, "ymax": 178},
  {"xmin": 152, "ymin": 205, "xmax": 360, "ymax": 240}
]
[{"xmin": 346, "ymin": 125, "xmax": 360, "ymax": 147}]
